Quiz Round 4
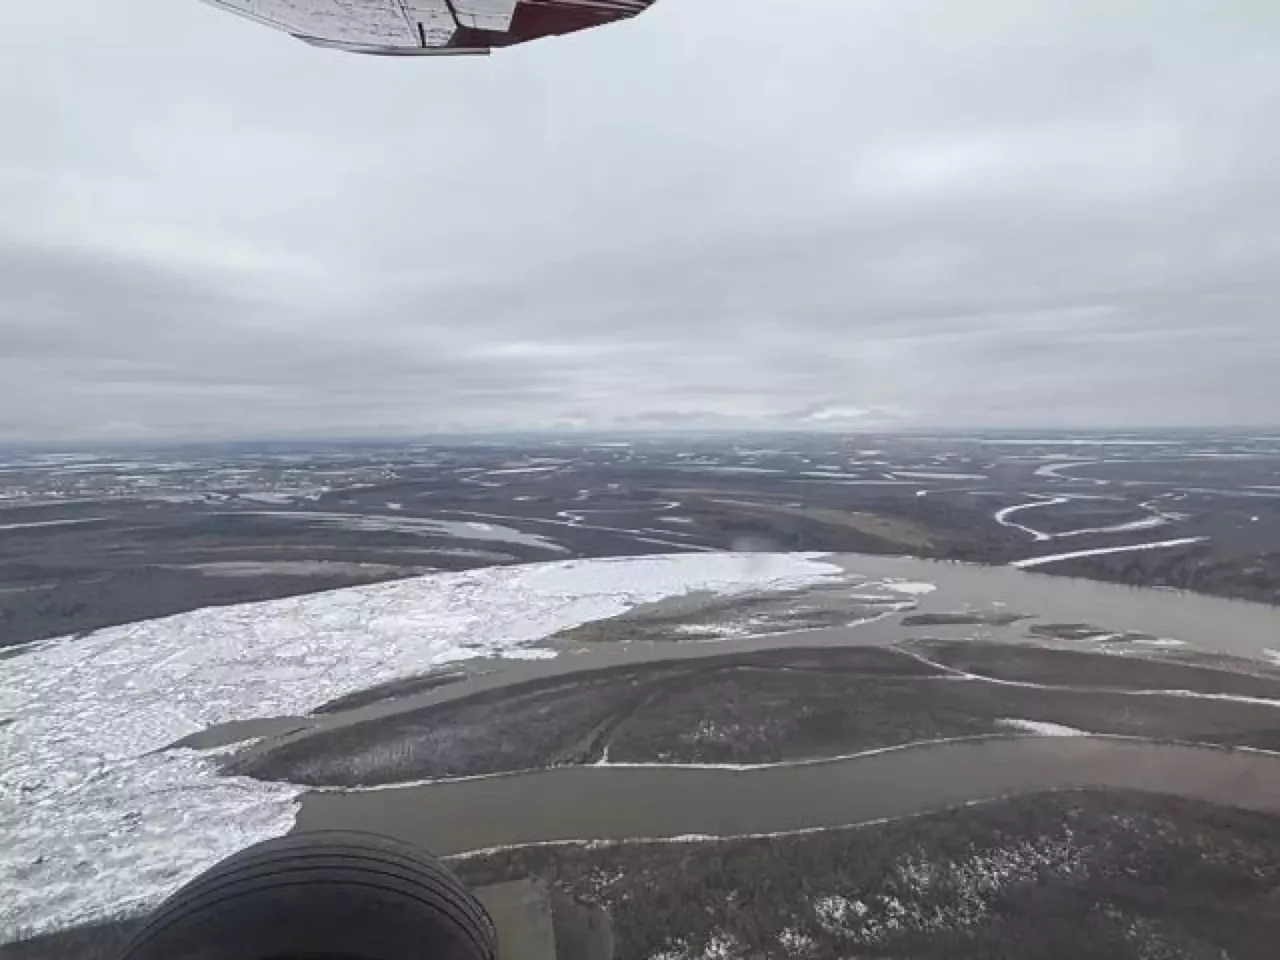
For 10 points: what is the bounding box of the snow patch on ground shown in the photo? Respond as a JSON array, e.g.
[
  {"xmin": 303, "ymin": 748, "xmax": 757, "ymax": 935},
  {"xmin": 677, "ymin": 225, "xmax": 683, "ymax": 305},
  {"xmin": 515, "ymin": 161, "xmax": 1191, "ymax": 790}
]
[
  {"xmin": 1, "ymin": 553, "xmax": 844, "ymax": 938},
  {"xmin": 776, "ymin": 928, "xmax": 818, "ymax": 956},
  {"xmin": 813, "ymin": 828, "xmax": 1085, "ymax": 945},
  {"xmin": 233, "ymin": 510, "xmax": 569, "ymax": 553},
  {"xmin": 1130, "ymin": 637, "xmax": 1186, "ymax": 648},
  {"xmin": 1012, "ymin": 537, "xmax": 1209, "ymax": 569},
  {"xmin": 1034, "ymin": 459, "xmax": 1106, "ymax": 483},
  {"xmin": 687, "ymin": 719, "xmax": 746, "ymax": 744},
  {"xmin": 580, "ymin": 866, "xmax": 625, "ymax": 899},
  {"xmin": 892, "ymin": 471, "xmax": 989, "ymax": 481},
  {"xmin": 648, "ymin": 941, "xmax": 692, "ymax": 960},
  {"xmin": 237, "ymin": 492, "xmax": 296, "ymax": 505},
  {"xmin": 997, "ymin": 718, "xmax": 1090, "ymax": 737},
  {"xmin": 700, "ymin": 932, "xmax": 741, "ymax": 960},
  {"xmin": 994, "ymin": 498, "xmax": 1068, "ymax": 541},
  {"xmin": 0, "ymin": 517, "xmax": 108, "ymax": 532},
  {"xmin": 1051, "ymin": 515, "xmax": 1171, "ymax": 539},
  {"xmin": 885, "ymin": 832, "xmax": 1085, "ymax": 936},
  {"xmin": 814, "ymin": 895, "xmax": 871, "ymax": 935}
]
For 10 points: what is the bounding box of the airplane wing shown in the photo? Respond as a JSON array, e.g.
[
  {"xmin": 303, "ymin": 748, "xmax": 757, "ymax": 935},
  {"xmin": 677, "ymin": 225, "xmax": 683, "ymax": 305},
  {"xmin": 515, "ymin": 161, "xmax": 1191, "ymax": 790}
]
[{"xmin": 201, "ymin": 0, "xmax": 660, "ymax": 55}]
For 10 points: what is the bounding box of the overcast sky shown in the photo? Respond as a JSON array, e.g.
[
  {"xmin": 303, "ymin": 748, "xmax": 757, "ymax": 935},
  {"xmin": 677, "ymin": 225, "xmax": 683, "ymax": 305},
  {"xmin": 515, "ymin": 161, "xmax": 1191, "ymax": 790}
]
[{"xmin": 3, "ymin": 0, "xmax": 1279, "ymax": 441}]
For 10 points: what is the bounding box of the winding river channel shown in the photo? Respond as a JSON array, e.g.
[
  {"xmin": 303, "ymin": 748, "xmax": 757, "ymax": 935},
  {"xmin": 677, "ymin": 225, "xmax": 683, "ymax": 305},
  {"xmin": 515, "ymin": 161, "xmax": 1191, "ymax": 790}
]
[
  {"xmin": 288, "ymin": 554, "xmax": 1280, "ymax": 854},
  {"xmin": 297, "ymin": 737, "xmax": 1280, "ymax": 854}
]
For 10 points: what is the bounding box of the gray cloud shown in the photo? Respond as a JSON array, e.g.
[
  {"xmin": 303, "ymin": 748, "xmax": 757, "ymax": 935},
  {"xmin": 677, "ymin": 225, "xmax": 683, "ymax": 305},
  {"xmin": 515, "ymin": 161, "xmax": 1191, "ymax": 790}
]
[{"xmin": 2, "ymin": 0, "xmax": 1279, "ymax": 440}]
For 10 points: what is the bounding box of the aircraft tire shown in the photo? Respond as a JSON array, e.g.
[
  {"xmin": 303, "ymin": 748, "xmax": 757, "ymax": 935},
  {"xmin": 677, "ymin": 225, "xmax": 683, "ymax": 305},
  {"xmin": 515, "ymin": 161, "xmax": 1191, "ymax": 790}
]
[{"xmin": 120, "ymin": 830, "xmax": 496, "ymax": 960}]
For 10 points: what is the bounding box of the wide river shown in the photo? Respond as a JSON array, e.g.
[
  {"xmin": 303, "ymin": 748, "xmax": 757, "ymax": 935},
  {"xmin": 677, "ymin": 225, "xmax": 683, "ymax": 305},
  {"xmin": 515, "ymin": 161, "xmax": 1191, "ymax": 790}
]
[
  {"xmin": 288, "ymin": 554, "xmax": 1280, "ymax": 854},
  {"xmin": 260, "ymin": 553, "xmax": 1280, "ymax": 738},
  {"xmin": 297, "ymin": 738, "xmax": 1280, "ymax": 854}
]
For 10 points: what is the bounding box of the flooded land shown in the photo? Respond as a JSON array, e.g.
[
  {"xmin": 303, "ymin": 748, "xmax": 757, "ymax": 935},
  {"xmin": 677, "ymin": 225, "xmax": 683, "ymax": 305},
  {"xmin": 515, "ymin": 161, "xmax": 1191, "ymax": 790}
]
[
  {"xmin": 4, "ymin": 431, "xmax": 1280, "ymax": 648},
  {"xmin": 7, "ymin": 432, "xmax": 1280, "ymax": 960}
]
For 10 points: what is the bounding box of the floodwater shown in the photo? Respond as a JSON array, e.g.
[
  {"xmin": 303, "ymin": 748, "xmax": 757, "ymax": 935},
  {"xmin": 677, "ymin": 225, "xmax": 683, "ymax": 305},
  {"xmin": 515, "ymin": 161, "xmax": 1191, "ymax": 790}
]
[
  {"xmin": 296, "ymin": 737, "xmax": 1280, "ymax": 855},
  {"xmin": 821, "ymin": 554, "xmax": 1280, "ymax": 658},
  {"xmin": 269, "ymin": 555, "xmax": 1280, "ymax": 855},
  {"xmin": 248, "ymin": 553, "xmax": 1280, "ymax": 744}
]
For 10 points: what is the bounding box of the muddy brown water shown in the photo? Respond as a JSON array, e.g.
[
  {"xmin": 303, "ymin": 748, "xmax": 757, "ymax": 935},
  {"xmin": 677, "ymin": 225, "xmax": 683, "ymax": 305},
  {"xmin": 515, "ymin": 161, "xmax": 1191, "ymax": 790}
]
[
  {"xmin": 204, "ymin": 554, "xmax": 1280, "ymax": 756},
  {"xmin": 266, "ymin": 557, "xmax": 1280, "ymax": 856},
  {"xmin": 820, "ymin": 555, "xmax": 1280, "ymax": 659},
  {"xmin": 295, "ymin": 737, "xmax": 1280, "ymax": 855}
]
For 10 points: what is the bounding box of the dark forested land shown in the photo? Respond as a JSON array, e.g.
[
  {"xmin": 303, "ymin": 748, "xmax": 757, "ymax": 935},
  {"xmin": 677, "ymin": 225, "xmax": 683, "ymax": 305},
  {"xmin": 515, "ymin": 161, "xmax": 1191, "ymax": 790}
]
[{"xmin": 452, "ymin": 789, "xmax": 1280, "ymax": 960}]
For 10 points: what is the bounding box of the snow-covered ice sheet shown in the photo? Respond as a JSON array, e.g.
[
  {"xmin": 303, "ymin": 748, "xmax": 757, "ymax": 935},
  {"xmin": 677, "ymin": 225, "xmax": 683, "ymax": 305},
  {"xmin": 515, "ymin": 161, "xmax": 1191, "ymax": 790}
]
[
  {"xmin": 0, "ymin": 553, "xmax": 845, "ymax": 937},
  {"xmin": 2, "ymin": 746, "xmax": 299, "ymax": 937}
]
